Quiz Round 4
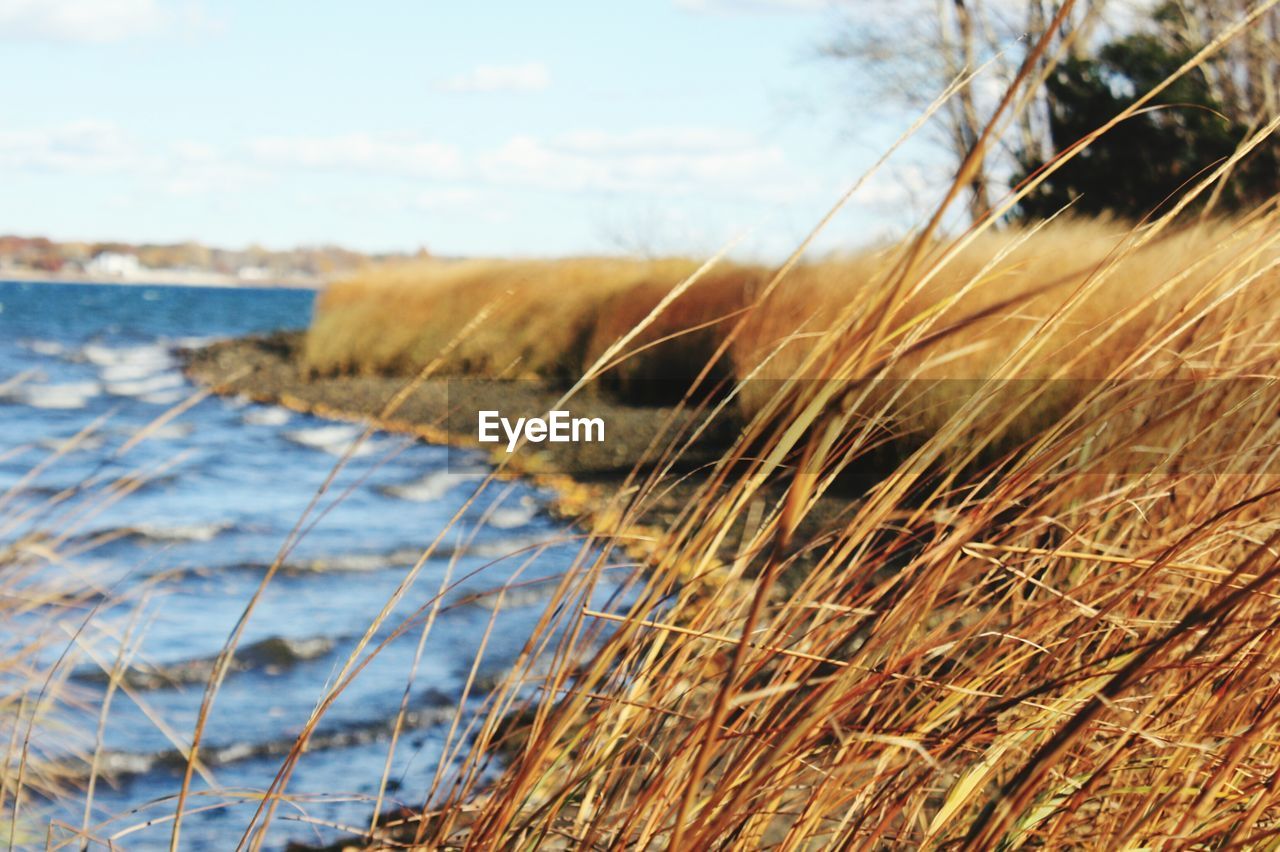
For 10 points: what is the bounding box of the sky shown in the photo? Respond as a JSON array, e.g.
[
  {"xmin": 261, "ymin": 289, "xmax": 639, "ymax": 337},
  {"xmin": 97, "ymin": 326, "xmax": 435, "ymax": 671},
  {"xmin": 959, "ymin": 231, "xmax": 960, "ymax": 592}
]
[{"xmin": 0, "ymin": 0, "xmax": 940, "ymax": 258}]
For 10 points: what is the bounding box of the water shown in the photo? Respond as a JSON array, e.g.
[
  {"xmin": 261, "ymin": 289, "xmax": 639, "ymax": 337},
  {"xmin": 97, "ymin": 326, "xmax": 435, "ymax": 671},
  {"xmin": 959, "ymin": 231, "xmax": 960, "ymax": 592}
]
[{"xmin": 0, "ymin": 281, "xmax": 601, "ymax": 850}]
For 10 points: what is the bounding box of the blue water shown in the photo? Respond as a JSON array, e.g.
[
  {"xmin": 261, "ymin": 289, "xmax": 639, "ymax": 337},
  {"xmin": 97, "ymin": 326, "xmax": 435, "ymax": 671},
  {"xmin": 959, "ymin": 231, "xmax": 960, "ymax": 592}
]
[{"xmin": 0, "ymin": 281, "xmax": 603, "ymax": 850}]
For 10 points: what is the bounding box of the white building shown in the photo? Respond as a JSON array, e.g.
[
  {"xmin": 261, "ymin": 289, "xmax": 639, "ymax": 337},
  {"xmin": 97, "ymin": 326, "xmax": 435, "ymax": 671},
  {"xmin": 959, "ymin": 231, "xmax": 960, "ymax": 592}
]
[
  {"xmin": 86, "ymin": 252, "xmax": 142, "ymax": 279},
  {"xmin": 237, "ymin": 266, "xmax": 272, "ymax": 282}
]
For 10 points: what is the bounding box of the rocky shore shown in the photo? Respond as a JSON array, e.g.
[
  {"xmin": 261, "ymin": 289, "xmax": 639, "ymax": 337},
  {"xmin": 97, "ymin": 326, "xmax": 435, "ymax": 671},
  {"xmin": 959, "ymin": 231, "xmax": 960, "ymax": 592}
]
[
  {"xmin": 186, "ymin": 332, "xmax": 733, "ymax": 470},
  {"xmin": 183, "ymin": 332, "xmax": 860, "ymax": 565},
  {"xmin": 182, "ymin": 332, "xmax": 864, "ymax": 851},
  {"xmin": 181, "ymin": 332, "xmax": 761, "ymax": 542}
]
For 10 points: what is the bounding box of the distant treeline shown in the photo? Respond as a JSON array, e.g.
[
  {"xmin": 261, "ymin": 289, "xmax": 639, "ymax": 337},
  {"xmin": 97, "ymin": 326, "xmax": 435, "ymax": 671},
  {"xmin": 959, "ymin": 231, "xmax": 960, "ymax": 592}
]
[{"xmin": 829, "ymin": 0, "xmax": 1279, "ymax": 223}]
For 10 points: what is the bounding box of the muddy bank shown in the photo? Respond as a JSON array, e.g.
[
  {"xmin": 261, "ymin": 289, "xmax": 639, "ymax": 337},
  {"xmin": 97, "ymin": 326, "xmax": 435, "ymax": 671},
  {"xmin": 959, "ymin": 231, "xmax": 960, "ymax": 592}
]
[
  {"xmin": 184, "ymin": 335, "xmax": 863, "ymax": 850},
  {"xmin": 182, "ymin": 331, "xmax": 871, "ymax": 576},
  {"xmin": 182, "ymin": 332, "xmax": 790, "ymax": 535},
  {"xmin": 185, "ymin": 332, "xmax": 735, "ymax": 473}
]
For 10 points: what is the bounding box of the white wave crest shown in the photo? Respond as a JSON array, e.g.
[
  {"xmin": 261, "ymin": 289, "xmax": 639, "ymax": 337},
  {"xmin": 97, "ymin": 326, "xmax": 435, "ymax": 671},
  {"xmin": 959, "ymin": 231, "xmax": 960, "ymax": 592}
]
[
  {"xmin": 105, "ymin": 373, "xmax": 186, "ymax": 398},
  {"xmin": 242, "ymin": 407, "xmax": 291, "ymax": 426},
  {"xmin": 82, "ymin": 343, "xmax": 174, "ymax": 371},
  {"xmin": 381, "ymin": 469, "xmax": 484, "ymax": 503},
  {"xmin": 25, "ymin": 340, "xmax": 67, "ymax": 357},
  {"xmin": 483, "ymin": 497, "xmax": 539, "ymax": 530},
  {"xmin": 139, "ymin": 390, "xmax": 187, "ymax": 406},
  {"xmin": 129, "ymin": 521, "xmax": 233, "ymax": 543},
  {"xmin": 6, "ymin": 380, "xmax": 101, "ymax": 410},
  {"xmin": 282, "ymin": 424, "xmax": 377, "ymax": 457},
  {"xmin": 100, "ymin": 362, "xmax": 161, "ymax": 383},
  {"xmin": 39, "ymin": 433, "xmax": 106, "ymax": 453}
]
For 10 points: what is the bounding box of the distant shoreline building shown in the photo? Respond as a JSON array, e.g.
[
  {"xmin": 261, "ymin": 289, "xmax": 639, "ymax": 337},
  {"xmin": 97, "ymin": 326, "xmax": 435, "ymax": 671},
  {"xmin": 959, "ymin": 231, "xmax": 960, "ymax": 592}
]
[
  {"xmin": 0, "ymin": 234, "xmax": 414, "ymax": 284},
  {"xmin": 86, "ymin": 251, "xmax": 142, "ymax": 279}
]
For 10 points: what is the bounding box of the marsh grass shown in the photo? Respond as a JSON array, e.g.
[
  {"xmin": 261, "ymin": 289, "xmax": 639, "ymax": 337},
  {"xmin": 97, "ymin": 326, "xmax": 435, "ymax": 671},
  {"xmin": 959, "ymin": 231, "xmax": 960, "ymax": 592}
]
[
  {"xmin": 24, "ymin": 1, "xmax": 1280, "ymax": 848},
  {"xmin": 304, "ymin": 219, "xmax": 1280, "ymax": 425},
  {"xmin": 304, "ymin": 257, "xmax": 712, "ymax": 385},
  {"xmin": 0, "ymin": 420, "xmax": 151, "ymax": 849},
  {"xmin": 254, "ymin": 7, "xmax": 1280, "ymax": 847}
]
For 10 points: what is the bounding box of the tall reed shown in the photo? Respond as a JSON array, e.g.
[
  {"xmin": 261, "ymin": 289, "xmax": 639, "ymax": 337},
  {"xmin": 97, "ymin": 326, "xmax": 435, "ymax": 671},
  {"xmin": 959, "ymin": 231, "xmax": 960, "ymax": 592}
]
[{"xmin": 139, "ymin": 2, "xmax": 1280, "ymax": 847}]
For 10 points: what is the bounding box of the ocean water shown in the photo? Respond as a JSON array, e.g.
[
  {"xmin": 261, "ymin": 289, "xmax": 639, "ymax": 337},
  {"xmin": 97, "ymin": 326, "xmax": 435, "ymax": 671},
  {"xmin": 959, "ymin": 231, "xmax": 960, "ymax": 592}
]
[{"xmin": 0, "ymin": 281, "xmax": 602, "ymax": 850}]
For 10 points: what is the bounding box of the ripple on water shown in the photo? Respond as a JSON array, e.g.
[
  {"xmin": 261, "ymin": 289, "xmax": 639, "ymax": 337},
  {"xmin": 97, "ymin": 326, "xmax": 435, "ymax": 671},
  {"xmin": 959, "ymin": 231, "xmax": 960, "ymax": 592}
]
[
  {"xmin": 241, "ymin": 405, "xmax": 291, "ymax": 426},
  {"xmin": 379, "ymin": 468, "xmax": 485, "ymax": 503},
  {"xmin": 75, "ymin": 688, "xmax": 456, "ymax": 784},
  {"xmin": 81, "ymin": 342, "xmax": 174, "ymax": 370},
  {"xmin": 105, "ymin": 372, "xmax": 186, "ymax": 398},
  {"xmin": 0, "ymin": 283, "xmax": 588, "ymax": 851},
  {"xmin": 23, "ymin": 339, "xmax": 67, "ymax": 357},
  {"xmin": 3, "ymin": 379, "xmax": 101, "ymax": 409},
  {"xmin": 99, "ymin": 361, "xmax": 162, "ymax": 382},
  {"xmin": 283, "ymin": 423, "xmax": 386, "ymax": 457},
  {"xmin": 74, "ymin": 634, "xmax": 338, "ymax": 690},
  {"xmin": 482, "ymin": 496, "xmax": 540, "ymax": 529},
  {"xmin": 75, "ymin": 520, "xmax": 237, "ymax": 546}
]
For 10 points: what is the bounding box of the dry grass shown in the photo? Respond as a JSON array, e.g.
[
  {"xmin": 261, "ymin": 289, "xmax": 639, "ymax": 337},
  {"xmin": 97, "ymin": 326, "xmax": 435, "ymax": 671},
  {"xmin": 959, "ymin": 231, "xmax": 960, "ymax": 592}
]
[
  {"xmin": 348, "ymin": 206, "xmax": 1280, "ymax": 849},
  {"xmin": 305, "ymin": 219, "xmax": 1280, "ymax": 479},
  {"xmin": 51, "ymin": 6, "xmax": 1280, "ymax": 848},
  {"xmin": 304, "ymin": 256, "xmax": 712, "ymax": 384},
  {"xmin": 735, "ymin": 217, "xmax": 1271, "ymax": 382},
  {"xmin": 267, "ymin": 55, "xmax": 1280, "ymax": 848},
  {"xmin": 0, "ymin": 548, "xmax": 84, "ymax": 847},
  {"xmin": 306, "ymin": 217, "xmax": 1279, "ymax": 396},
  {"xmin": 235, "ymin": 203, "xmax": 1280, "ymax": 850},
  {"xmin": 0, "ymin": 427, "xmax": 124, "ymax": 847}
]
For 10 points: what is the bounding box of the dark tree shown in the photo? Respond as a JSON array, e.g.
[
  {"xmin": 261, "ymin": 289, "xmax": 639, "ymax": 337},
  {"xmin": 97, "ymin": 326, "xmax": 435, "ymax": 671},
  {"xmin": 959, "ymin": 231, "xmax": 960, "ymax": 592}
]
[{"xmin": 1015, "ymin": 28, "xmax": 1279, "ymax": 221}]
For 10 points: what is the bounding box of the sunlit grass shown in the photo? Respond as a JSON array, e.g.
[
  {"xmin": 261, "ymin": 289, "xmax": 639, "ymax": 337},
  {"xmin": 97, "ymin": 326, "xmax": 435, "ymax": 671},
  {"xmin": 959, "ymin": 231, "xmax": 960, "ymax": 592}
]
[
  {"xmin": 0, "ymin": 425, "xmax": 124, "ymax": 849},
  {"xmin": 255, "ymin": 212, "xmax": 1280, "ymax": 847},
  {"xmin": 306, "ymin": 218, "xmax": 1280, "ymax": 416},
  {"xmin": 15, "ymin": 4, "xmax": 1280, "ymax": 849},
  {"xmin": 270, "ymin": 17, "xmax": 1280, "ymax": 849}
]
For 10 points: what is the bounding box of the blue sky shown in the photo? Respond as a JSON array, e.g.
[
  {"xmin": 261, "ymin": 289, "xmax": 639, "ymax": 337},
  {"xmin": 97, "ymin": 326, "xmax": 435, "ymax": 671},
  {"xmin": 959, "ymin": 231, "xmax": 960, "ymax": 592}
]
[{"xmin": 0, "ymin": 0, "xmax": 938, "ymax": 257}]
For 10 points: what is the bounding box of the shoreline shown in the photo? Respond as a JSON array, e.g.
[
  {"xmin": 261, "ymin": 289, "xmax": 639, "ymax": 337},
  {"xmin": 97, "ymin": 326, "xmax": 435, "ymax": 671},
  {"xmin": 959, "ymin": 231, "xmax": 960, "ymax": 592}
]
[
  {"xmin": 2, "ymin": 270, "xmax": 323, "ymax": 289},
  {"xmin": 183, "ymin": 333, "xmax": 680, "ymax": 850},
  {"xmin": 183, "ymin": 333, "xmax": 861, "ymax": 580},
  {"xmin": 181, "ymin": 334, "xmax": 867, "ymax": 850},
  {"xmin": 183, "ymin": 333, "xmax": 717, "ymax": 563}
]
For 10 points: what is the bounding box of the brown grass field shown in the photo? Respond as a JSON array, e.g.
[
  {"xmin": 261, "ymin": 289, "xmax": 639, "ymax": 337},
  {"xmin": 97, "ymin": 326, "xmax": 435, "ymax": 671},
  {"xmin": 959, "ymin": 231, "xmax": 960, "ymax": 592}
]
[
  {"xmin": 272, "ymin": 201, "xmax": 1280, "ymax": 848},
  {"xmin": 305, "ymin": 216, "xmax": 1280, "ymax": 454},
  {"xmin": 306, "ymin": 218, "xmax": 1279, "ymax": 385}
]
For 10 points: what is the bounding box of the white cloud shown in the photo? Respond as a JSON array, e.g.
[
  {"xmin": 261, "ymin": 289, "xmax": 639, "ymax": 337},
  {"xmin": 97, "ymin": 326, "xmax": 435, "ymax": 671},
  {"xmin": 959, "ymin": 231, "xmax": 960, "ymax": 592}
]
[
  {"xmin": 248, "ymin": 133, "xmax": 464, "ymax": 179},
  {"xmin": 0, "ymin": 120, "xmax": 137, "ymax": 172},
  {"xmin": 0, "ymin": 119, "xmax": 827, "ymax": 227},
  {"xmin": 478, "ymin": 130, "xmax": 807, "ymax": 202},
  {"xmin": 171, "ymin": 140, "xmax": 220, "ymax": 162},
  {"xmin": 0, "ymin": 122, "xmax": 272, "ymax": 198},
  {"xmin": 160, "ymin": 157, "xmax": 267, "ymax": 197},
  {"xmin": 243, "ymin": 126, "xmax": 817, "ymax": 203},
  {"xmin": 676, "ymin": 0, "xmax": 830, "ymax": 13},
  {"xmin": 558, "ymin": 127, "xmax": 757, "ymax": 154},
  {"xmin": 435, "ymin": 62, "xmax": 551, "ymax": 94},
  {"xmin": 413, "ymin": 187, "xmax": 483, "ymax": 208},
  {"xmin": 0, "ymin": 0, "xmax": 207, "ymax": 43}
]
